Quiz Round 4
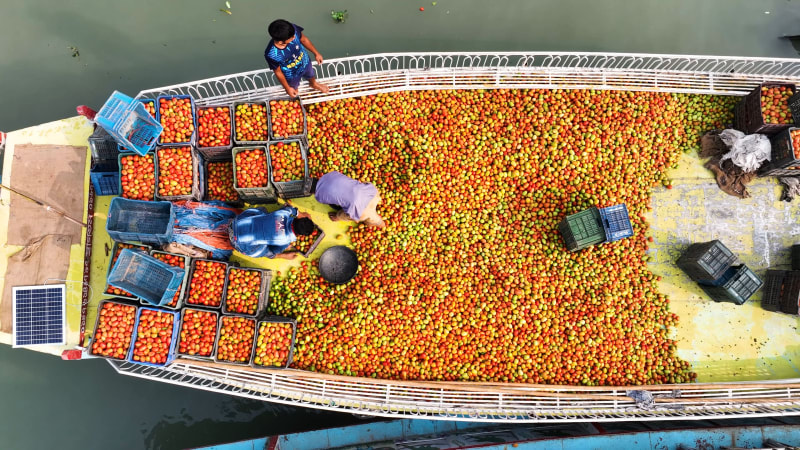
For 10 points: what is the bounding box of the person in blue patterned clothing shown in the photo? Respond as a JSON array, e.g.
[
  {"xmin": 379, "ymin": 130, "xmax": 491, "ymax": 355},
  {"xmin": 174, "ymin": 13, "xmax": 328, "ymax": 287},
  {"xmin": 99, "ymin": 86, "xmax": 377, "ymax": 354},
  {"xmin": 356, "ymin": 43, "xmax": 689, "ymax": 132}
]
[{"xmin": 265, "ymin": 19, "xmax": 329, "ymax": 98}]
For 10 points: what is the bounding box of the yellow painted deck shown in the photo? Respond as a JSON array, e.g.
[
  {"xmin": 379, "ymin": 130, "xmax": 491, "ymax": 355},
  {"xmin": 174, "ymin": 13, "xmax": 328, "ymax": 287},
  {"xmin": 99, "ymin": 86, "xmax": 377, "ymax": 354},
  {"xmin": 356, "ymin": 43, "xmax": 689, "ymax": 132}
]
[{"xmin": 3, "ymin": 116, "xmax": 800, "ymax": 384}]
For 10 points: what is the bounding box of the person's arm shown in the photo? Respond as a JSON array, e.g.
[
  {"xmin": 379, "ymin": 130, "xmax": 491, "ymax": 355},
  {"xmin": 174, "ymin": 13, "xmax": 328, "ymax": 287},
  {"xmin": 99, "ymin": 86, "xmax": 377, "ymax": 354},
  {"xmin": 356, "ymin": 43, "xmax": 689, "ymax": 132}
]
[
  {"xmin": 267, "ymin": 243, "xmax": 296, "ymax": 259},
  {"xmin": 299, "ymin": 34, "xmax": 324, "ymax": 65},
  {"xmin": 273, "ymin": 67, "xmax": 298, "ymax": 98}
]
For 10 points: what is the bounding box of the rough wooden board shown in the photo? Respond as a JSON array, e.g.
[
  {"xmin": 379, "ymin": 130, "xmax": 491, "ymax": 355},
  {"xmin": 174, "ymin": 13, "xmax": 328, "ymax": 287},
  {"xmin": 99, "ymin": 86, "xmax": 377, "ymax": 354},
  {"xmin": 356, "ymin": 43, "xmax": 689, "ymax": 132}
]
[{"xmin": 6, "ymin": 144, "xmax": 85, "ymax": 246}]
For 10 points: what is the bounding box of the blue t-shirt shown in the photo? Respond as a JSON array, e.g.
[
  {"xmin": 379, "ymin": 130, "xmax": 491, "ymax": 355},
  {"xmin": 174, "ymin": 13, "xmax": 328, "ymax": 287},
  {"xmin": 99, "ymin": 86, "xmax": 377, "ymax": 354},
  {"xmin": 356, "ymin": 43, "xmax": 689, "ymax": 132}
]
[
  {"xmin": 264, "ymin": 24, "xmax": 310, "ymax": 80},
  {"xmin": 231, "ymin": 206, "xmax": 297, "ymax": 258}
]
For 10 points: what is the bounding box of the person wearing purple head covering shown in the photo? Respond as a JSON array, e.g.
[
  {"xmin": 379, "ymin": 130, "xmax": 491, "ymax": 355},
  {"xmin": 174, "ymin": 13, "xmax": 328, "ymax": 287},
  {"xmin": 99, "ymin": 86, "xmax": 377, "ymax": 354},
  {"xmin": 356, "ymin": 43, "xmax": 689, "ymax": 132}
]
[{"xmin": 313, "ymin": 171, "xmax": 385, "ymax": 228}]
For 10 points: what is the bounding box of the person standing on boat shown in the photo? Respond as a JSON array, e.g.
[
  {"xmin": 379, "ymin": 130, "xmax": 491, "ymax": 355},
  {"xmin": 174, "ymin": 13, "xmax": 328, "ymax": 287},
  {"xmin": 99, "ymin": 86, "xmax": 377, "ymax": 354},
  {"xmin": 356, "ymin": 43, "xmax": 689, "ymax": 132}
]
[
  {"xmin": 230, "ymin": 205, "xmax": 316, "ymax": 259},
  {"xmin": 265, "ymin": 19, "xmax": 329, "ymax": 98},
  {"xmin": 313, "ymin": 171, "xmax": 386, "ymax": 228}
]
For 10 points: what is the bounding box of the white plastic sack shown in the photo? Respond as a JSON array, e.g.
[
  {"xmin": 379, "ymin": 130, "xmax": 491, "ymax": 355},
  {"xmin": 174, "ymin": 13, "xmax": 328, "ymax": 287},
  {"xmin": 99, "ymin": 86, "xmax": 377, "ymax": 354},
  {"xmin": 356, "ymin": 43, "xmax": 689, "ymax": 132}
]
[{"xmin": 718, "ymin": 129, "xmax": 771, "ymax": 173}]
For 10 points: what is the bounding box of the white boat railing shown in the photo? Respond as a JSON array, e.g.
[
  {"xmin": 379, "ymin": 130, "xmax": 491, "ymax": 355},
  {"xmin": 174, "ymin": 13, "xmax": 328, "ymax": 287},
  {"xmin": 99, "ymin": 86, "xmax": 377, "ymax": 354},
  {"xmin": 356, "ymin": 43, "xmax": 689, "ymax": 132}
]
[{"xmin": 122, "ymin": 52, "xmax": 800, "ymax": 421}]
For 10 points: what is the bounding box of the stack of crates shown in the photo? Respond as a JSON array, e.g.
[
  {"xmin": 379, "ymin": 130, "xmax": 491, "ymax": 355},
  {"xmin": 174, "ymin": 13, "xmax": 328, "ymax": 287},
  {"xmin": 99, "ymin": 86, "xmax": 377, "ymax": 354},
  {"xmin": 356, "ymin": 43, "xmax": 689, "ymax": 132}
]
[
  {"xmin": 559, "ymin": 204, "xmax": 634, "ymax": 252},
  {"xmin": 762, "ymin": 270, "xmax": 800, "ymax": 315},
  {"xmin": 88, "ymin": 127, "xmax": 120, "ymax": 196},
  {"xmin": 677, "ymin": 240, "xmax": 762, "ymax": 305}
]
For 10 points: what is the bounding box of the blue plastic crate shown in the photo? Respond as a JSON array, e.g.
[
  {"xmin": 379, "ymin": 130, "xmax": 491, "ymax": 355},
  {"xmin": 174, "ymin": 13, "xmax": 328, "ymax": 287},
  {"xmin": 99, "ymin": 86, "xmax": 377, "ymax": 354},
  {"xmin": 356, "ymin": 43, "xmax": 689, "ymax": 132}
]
[
  {"xmin": 126, "ymin": 306, "xmax": 180, "ymax": 367},
  {"xmin": 599, "ymin": 204, "xmax": 633, "ymax": 242},
  {"xmin": 96, "ymin": 91, "xmax": 163, "ymax": 156},
  {"xmin": 90, "ymin": 171, "xmax": 119, "ymax": 196},
  {"xmin": 156, "ymin": 95, "xmax": 197, "ymax": 146},
  {"xmin": 108, "ymin": 249, "xmax": 184, "ymax": 307},
  {"xmin": 106, "ymin": 197, "xmax": 174, "ymax": 246}
]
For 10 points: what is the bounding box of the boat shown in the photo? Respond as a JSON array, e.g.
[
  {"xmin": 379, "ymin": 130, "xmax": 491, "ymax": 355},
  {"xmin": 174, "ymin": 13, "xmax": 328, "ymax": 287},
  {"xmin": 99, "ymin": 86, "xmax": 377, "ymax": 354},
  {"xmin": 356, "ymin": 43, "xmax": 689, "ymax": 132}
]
[
  {"xmin": 2, "ymin": 52, "xmax": 800, "ymax": 422},
  {"xmin": 196, "ymin": 416, "xmax": 800, "ymax": 449}
]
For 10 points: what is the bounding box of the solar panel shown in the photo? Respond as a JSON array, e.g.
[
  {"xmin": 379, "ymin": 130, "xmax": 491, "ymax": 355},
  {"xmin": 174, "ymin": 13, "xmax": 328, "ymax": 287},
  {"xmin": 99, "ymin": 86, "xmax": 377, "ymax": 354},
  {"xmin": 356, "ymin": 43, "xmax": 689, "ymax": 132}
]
[{"xmin": 12, "ymin": 284, "xmax": 66, "ymax": 347}]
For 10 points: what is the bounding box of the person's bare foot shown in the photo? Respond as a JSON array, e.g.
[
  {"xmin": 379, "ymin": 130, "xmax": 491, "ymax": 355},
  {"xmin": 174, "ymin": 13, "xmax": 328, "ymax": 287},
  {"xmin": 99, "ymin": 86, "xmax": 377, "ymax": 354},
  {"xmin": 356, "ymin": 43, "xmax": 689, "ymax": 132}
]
[
  {"xmin": 328, "ymin": 212, "xmax": 340, "ymax": 221},
  {"xmin": 310, "ymin": 81, "xmax": 330, "ymax": 94}
]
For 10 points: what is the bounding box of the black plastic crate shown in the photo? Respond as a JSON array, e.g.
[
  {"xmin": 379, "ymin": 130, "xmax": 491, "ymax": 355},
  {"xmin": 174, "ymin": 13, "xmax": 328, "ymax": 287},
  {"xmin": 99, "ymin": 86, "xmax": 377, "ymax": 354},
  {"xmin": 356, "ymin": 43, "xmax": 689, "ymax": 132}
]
[
  {"xmin": 267, "ymin": 139, "xmax": 312, "ymax": 199},
  {"xmin": 221, "ymin": 266, "xmax": 272, "ymax": 318},
  {"xmin": 733, "ymin": 98, "xmax": 747, "ymax": 133},
  {"xmin": 761, "ymin": 270, "xmax": 800, "ymax": 314},
  {"xmin": 213, "ymin": 315, "xmax": 257, "ymax": 366},
  {"xmin": 232, "ymin": 101, "xmax": 269, "ymax": 145},
  {"xmin": 177, "ymin": 308, "xmax": 220, "ymax": 358},
  {"xmin": 203, "ymin": 159, "xmax": 243, "ymax": 205},
  {"xmin": 88, "ymin": 127, "xmax": 121, "ymax": 172},
  {"xmin": 87, "ymin": 299, "xmax": 138, "ymax": 361},
  {"xmin": 90, "ymin": 171, "xmax": 119, "ymax": 196},
  {"xmin": 183, "ymin": 258, "xmax": 237, "ymax": 310},
  {"xmin": 232, "ymin": 146, "xmax": 277, "ymax": 202},
  {"xmin": 792, "ymin": 245, "xmax": 800, "ymax": 271},
  {"xmin": 267, "ymin": 97, "xmax": 308, "ymax": 141},
  {"xmin": 251, "ymin": 316, "xmax": 297, "ymax": 369},
  {"xmin": 195, "ymin": 104, "xmax": 234, "ymax": 161},
  {"xmin": 759, "ymin": 128, "xmax": 800, "ymax": 177},
  {"xmin": 789, "ymin": 92, "xmax": 800, "ymax": 126},
  {"xmin": 154, "ymin": 146, "xmax": 203, "ymax": 201},
  {"xmin": 744, "ymin": 82, "xmax": 796, "ymax": 136},
  {"xmin": 558, "ymin": 207, "xmax": 606, "ymax": 252},
  {"xmin": 676, "ymin": 240, "xmax": 737, "ymax": 283},
  {"xmin": 699, "ymin": 265, "xmax": 763, "ymax": 305}
]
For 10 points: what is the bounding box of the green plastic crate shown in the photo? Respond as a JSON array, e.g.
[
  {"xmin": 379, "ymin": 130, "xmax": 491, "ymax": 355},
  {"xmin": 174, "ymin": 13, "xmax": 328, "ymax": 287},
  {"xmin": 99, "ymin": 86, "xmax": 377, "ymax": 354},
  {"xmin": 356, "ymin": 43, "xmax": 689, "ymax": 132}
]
[
  {"xmin": 558, "ymin": 207, "xmax": 606, "ymax": 252},
  {"xmin": 699, "ymin": 265, "xmax": 763, "ymax": 305}
]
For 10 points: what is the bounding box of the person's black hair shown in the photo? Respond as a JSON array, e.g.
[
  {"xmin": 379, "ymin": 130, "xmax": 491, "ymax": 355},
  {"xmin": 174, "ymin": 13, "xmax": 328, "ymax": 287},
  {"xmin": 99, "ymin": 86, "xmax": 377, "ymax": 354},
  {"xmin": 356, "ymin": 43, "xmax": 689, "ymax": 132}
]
[
  {"xmin": 293, "ymin": 217, "xmax": 315, "ymax": 236},
  {"xmin": 268, "ymin": 19, "xmax": 295, "ymax": 41}
]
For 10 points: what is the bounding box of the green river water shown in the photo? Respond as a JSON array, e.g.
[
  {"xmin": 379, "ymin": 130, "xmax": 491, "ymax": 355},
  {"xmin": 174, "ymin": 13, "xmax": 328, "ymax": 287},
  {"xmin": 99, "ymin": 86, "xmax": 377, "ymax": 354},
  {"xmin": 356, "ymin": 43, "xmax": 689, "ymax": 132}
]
[{"xmin": 0, "ymin": 1, "xmax": 798, "ymax": 449}]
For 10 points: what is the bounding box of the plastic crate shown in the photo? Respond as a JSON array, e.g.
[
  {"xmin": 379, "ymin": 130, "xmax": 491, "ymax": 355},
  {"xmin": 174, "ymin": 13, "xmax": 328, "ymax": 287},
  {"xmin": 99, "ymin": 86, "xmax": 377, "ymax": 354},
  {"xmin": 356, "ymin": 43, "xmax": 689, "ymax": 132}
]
[
  {"xmin": 761, "ymin": 270, "xmax": 800, "ymax": 314},
  {"xmin": 759, "ymin": 128, "xmax": 800, "ymax": 177},
  {"xmin": 744, "ymin": 82, "xmax": 796, "ymax": 136},
  {"xmin": 222, "ymin": 266, "xmax": 272, "ymax": 318},
  {"xmin": 194, "ymin": 104, "xmax": 233, "ymax": 161},
  {"xmin": 154, "ymin": 146, "xmax": 203, "ymax": 201},
  {"xmin": 267, "ymin": 97, "xmax": 308, "ymax": 141},
  {"xmin": 733, "ymin": 98, "xmax": 747, "ymax": 133},
  {"xmin": 177, "ymin": 308, "xmax": 220, "ymax": 358},
  {"xmin": 117, "ymin": 152, "xmax": 156, "ymax": 201},
  {"xmin": 251, "ymin": 316, "xmax": 297, "ymax": 369},
  {"xmin": 203, "ymin": 159, "xmax": 243, "ymax": 205},
  {"xmin": 213, "ymin": 315, "xmax": 257, "ymax": 366},
  {"xmin": 184, "ymin": 258, "xmax": 237, "ymax": 310},
  {"xmin": 233, "ymin": 101, "xmax": 269, "ymax": 145},
  {"xmin": 140, "ymin": 250, "xmax": 191, "ymax": 311},
  {"xmin": 267, "ymin": 139, "xmax": 312, "ymax": 199},
  {"xmin": 156, "ymin": 95, "xmax": 197, "ymax": 146},
  {"xmin": 790, "ymin": 92, "xmax": 800, "ymax": 125},
  {"xmin": 232, "ymin": 146, "xmax": 277, "ymax": 202},
  {"xmin": 105, "ymin": 242, "xmax": 152, "ymax": 300},
  {"xmin": 126, "ymin": 307, "xmax": 180, "ymax": 367},
  {"xmin": 138, "ymin": 98, "xmax": 156, "ymax": 118},
  {"xmin": 792, "ymin": 245, "xmax": 800, "ymax": 271},
  {"xmin": 676, "ymin": 240, "xmax": 737, "ymax": 283},
  {"xmin": 88, "ymin": 299, "xmax": 138, "ymax": 361},
  {"xmin": 293, "ymin": 229, "xmax": 325, "ymax": 258},
  {"xmin": 95, "ymin": 91, "xmax": 163, "ymax": 156},
  {"xmin": 90, "ymin": 171, "xmax": 119, "ymax": 196},
  {"xmin": 106, "ymin": 197, "xmax": 174, "ymax": 246},
  {"xmin": 108, "ymin": 249, "xmax": 185, "ymax": 307},
  {"xmin": 88, "ymin": 127, "xmax": 120, "ymax": 171},
  {"xmin": 699, "ymin": 265, "xmax": 763, "ymax": 305},
  {"xmin": 558, "ymin": 207, "xmax": 606, "ymax": 252},
  {"xmin": 599, "ymin": 204, "xmax": 633, "ymax": 242}
]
